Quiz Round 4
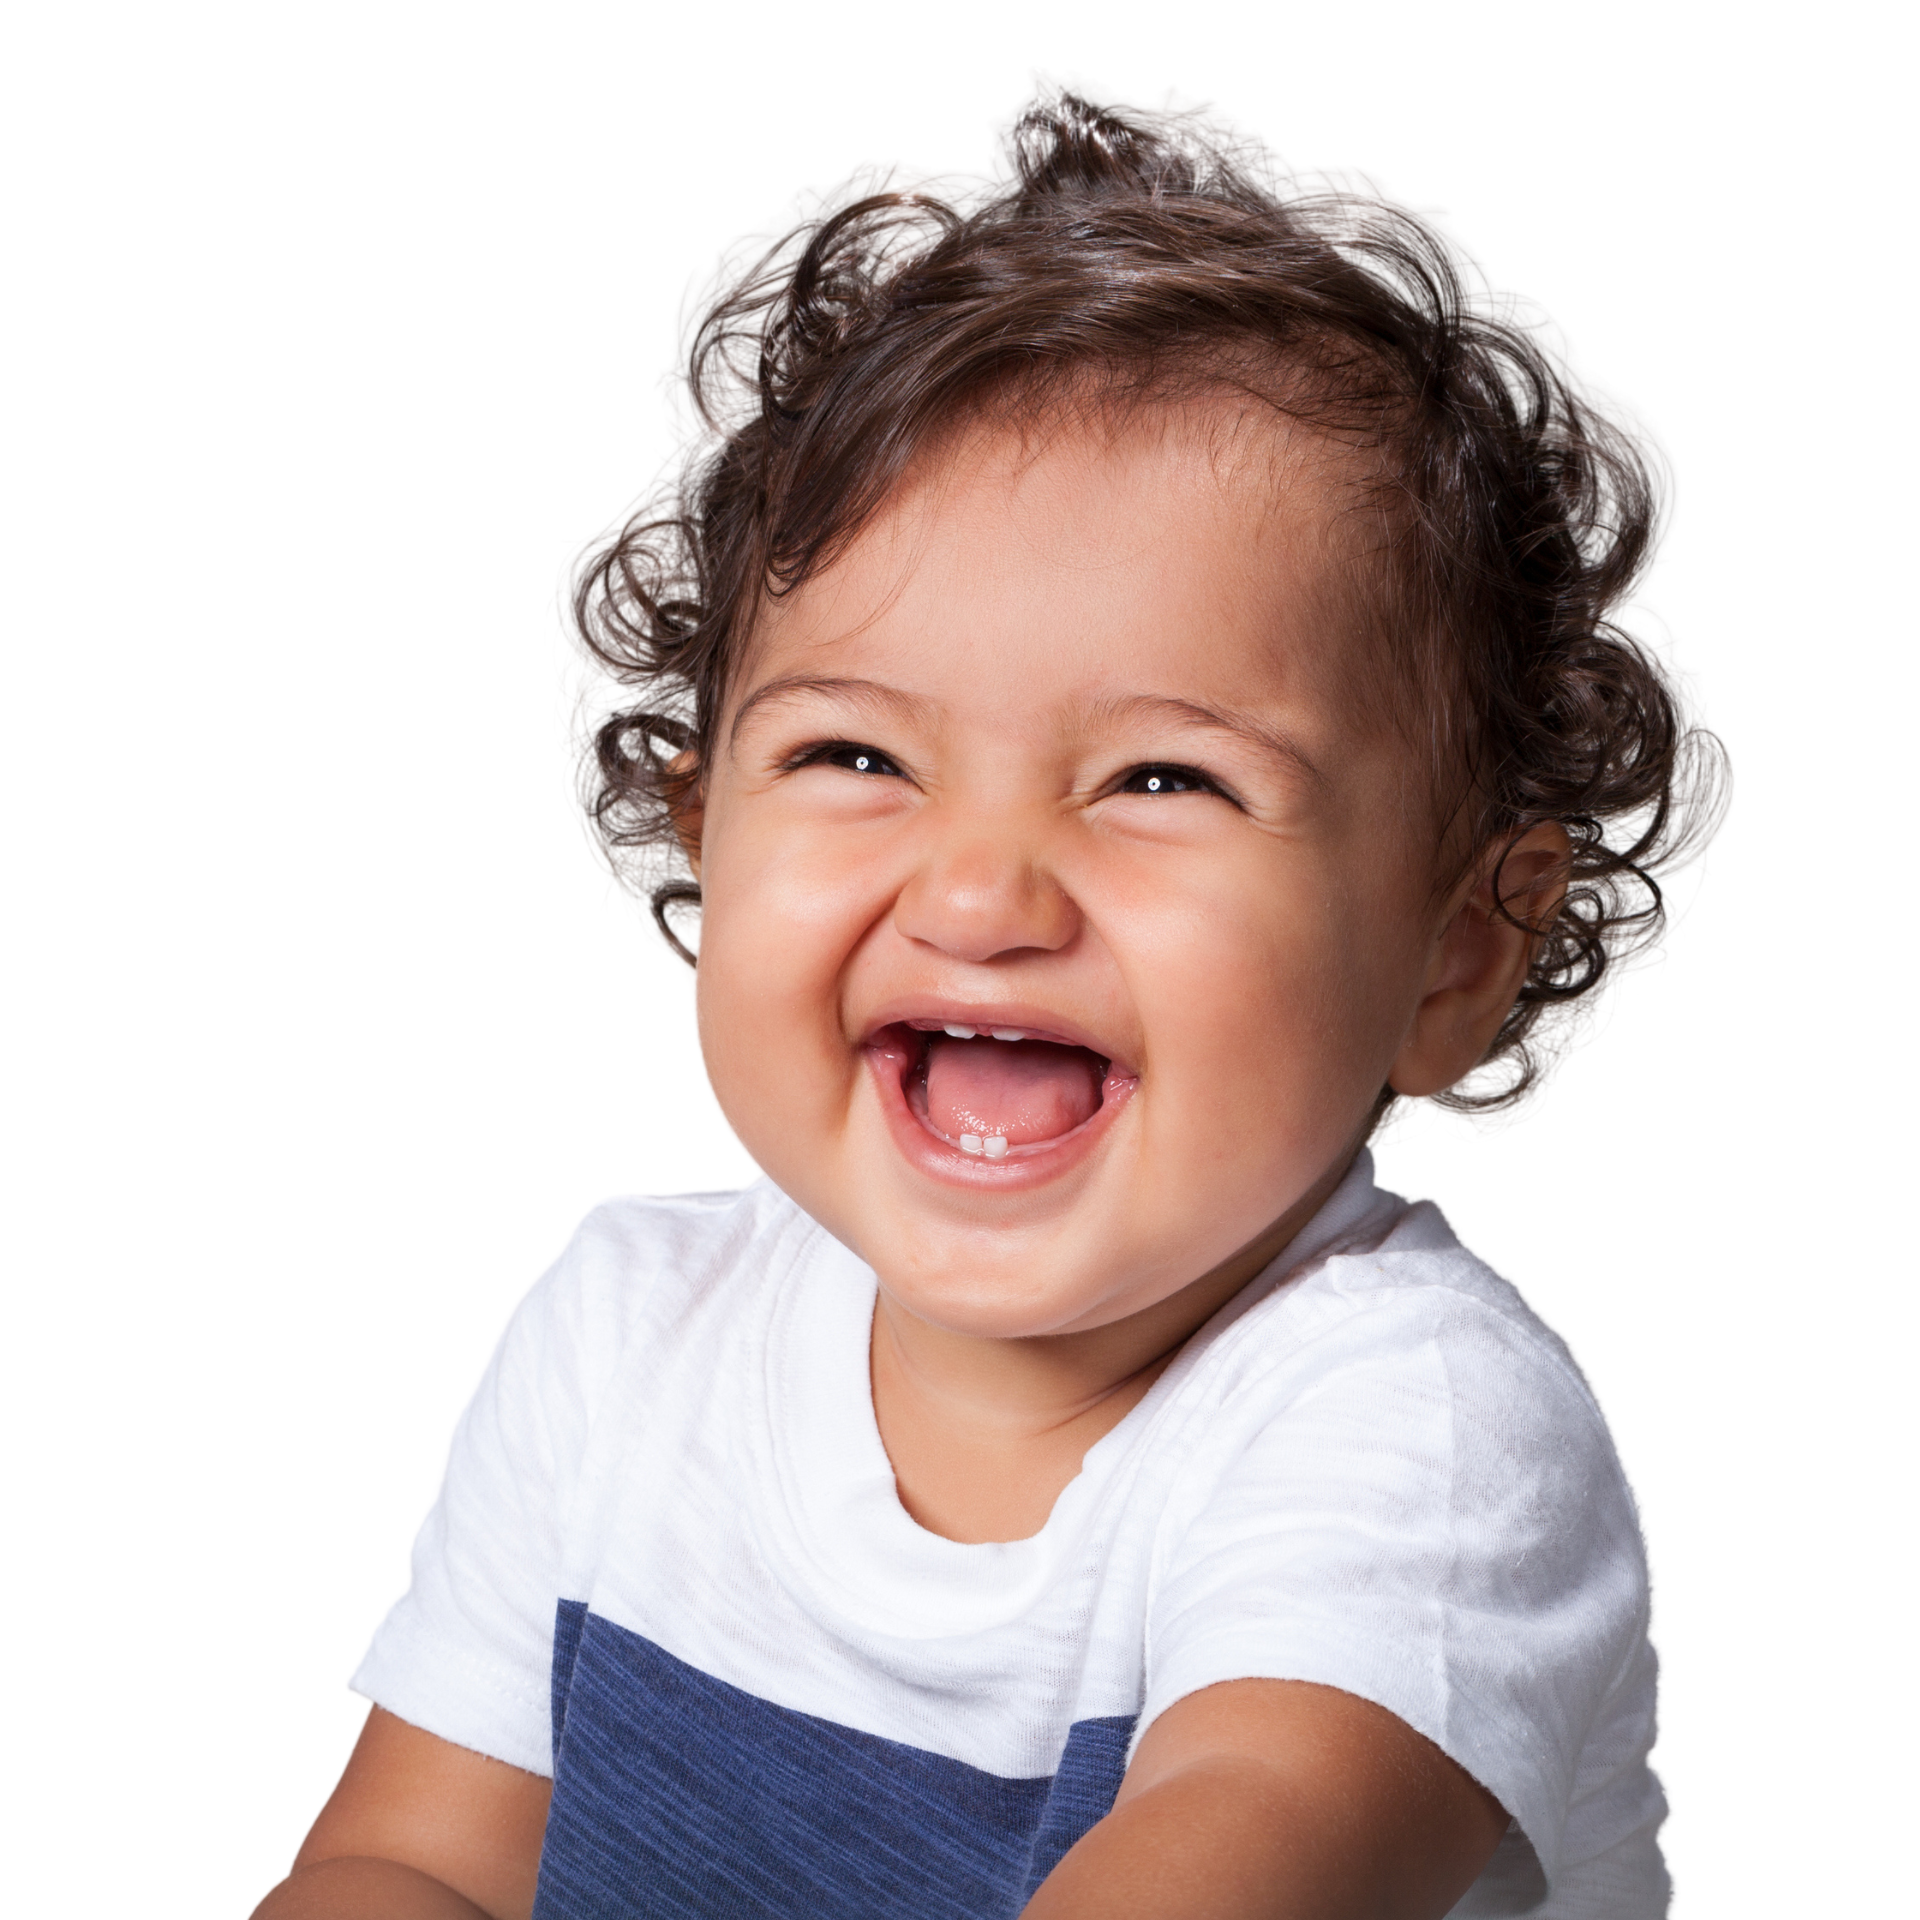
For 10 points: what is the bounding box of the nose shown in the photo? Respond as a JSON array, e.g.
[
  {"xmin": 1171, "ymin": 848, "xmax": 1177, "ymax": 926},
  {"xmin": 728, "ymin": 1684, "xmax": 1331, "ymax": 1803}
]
[{"xmin": 891, "ymin": 824, "xmax": 1081, "ymax": 965}]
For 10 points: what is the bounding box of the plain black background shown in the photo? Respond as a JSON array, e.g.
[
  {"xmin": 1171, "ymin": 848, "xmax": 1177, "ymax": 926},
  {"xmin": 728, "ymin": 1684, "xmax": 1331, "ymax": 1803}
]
[{"xmin": 202, "ymin": 37, "xmax": 1789, "ymax": 1912}]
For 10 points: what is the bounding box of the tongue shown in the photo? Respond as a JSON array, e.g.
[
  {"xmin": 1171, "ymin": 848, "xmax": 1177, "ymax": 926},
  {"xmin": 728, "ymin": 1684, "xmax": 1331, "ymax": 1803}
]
[{"xmin": 924, "ymin": 1036, "xmax": 1103, "ymax": 1145}]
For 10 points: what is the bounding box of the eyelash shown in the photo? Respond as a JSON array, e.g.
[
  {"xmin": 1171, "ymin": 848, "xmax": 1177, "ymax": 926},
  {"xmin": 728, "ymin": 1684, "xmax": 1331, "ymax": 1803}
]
[
  {"xmin": 786, "ymin": 741, "xmax": 910, "ymax": 778},
  {"xmin": 787, "ymin": 742, "xmax": 1231, "ymax": 804},
  {"xmin": 1114, "ymin": 764, "xmax": 1223, "ymax": 799}
]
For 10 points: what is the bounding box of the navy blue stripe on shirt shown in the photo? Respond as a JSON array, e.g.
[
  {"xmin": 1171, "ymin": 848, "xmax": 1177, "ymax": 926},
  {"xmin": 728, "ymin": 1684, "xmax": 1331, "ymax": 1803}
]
[{"xmin": 536, "ymin": 1601, "xmax": 1133, "ymax": 1919}]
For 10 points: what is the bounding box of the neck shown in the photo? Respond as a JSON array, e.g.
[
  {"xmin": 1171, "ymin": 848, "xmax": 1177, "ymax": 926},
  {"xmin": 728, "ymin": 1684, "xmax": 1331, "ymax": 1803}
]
[{"xmin": 867, "ymin": 1136, "xmax": 1351, "ymax": 1443}]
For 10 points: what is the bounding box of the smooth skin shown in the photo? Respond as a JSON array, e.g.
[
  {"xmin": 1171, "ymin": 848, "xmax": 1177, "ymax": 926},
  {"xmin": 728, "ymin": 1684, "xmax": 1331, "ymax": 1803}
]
[
  {"xmin": 256, "ymin": 1708, "xmax": 547, "ymax": 1919},
  {"xmin": 257, "ymin": 400, "xmax": 1556, "ymax": 1919}
]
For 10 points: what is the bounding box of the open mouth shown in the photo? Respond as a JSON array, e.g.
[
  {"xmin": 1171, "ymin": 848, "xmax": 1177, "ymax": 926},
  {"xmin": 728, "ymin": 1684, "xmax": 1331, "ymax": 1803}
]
[{"xmin": 865, "ymin": 1019, "xmax": 1135, "ymax": 1163}]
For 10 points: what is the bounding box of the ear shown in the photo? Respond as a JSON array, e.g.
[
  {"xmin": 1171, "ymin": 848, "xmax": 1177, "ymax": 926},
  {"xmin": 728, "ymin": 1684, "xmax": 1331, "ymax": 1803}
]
[
  {"xmin": 1389, "ymin": 822, "xmax": 1571, "ymax": 1100},
  {"xmin": 666, "ymin": 750, "xmax": 704, "ymax": 878}
]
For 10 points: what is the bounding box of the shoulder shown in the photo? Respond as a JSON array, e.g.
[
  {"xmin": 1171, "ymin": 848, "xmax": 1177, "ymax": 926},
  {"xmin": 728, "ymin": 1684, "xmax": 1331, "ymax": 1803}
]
[
  {"xmin": 499, "ymin": 1180, "xmax": 819, "ymax": 1416},
  {"xmin": 1238, "ymin": 1192, "xmax": 1612, "ymax": 1447},
  {"xmin": 553, "ymin": 1177, "xmax": 805, "ymax": 1294},
  {"xmin": 1162, "ymin": 1181, "xmax": 1648, "ymax": 1603},
  {"xmin": 1364, "ymin": 1204, "xmax": 1595, "ymax": 1374},
  {"xmin": 1145, "ymin": 1185, "xmax": 1657, "ymax": 1893},
  {"xmin": 1351, "ymin": 1182, "xmax": 1635, "ymax": 1482},
  {"xmin": 350, "ymin": 1181, "xmax": 841, "ymax": 1780},
  {"xmin": 560, "ymin": 1181, "xmax": 797, "ymax": 1296}
]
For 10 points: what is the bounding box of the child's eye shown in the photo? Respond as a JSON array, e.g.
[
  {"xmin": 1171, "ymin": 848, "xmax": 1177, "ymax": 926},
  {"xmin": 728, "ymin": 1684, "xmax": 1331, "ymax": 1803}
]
[
  {"xmin": 805, "ymin": 742, "xmax": 907, "ymax": 778},
  {"xmin": 1116, "ymin": 764, "xmax": 1219, "ymax": 796}
]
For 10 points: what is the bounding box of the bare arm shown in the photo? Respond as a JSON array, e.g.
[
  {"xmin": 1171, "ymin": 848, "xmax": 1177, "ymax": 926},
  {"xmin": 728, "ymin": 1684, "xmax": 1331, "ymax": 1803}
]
[
  {"xmin": 252, "ymin": 1707, "xmax": 551, "ymax": 1920},
  {"xmin": 1022, "ymin": 1680, "xmax": 1507, "ymax": 1920}
]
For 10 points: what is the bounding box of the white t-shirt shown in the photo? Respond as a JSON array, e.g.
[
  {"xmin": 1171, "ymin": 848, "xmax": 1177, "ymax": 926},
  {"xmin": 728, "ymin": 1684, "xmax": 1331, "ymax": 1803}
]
[{"xmin": 354, "ymin": 1153, "xmax": 1667, "ymax": 1918}]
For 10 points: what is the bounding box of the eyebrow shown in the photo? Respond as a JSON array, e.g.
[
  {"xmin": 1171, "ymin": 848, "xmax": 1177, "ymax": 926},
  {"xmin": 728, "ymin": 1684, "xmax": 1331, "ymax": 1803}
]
[
  {"xmin": 1089, "ymin": 692, "xmax": 1326, "ymax": 788},
  {"xmin": 727, "ymin": 675, "xmax": 928, "ymax": 754}
]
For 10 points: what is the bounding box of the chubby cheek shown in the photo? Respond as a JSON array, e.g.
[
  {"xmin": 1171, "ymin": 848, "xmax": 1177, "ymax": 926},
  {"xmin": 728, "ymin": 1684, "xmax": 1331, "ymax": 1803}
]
[
  {"xmin": 1127, "ymin": 864, "xmax": 1410, "ymax": 1185},
  {"xmin": 691, "ymin": 805, "xmax": 883, "ymax": 1194}
]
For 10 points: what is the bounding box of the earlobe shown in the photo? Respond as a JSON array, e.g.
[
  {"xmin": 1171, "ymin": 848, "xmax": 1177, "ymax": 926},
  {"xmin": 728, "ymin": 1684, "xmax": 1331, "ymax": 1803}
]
[{"xmin": 1389, "ymin": 823, "xmax": 1571, "ymax": 1099}]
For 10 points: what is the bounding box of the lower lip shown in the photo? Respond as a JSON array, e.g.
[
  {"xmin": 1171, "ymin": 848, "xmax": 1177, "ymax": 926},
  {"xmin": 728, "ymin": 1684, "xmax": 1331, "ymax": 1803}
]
[{"xmin": 861, "ymin": 1034, "xmax": 1138, "ymax": 1192}]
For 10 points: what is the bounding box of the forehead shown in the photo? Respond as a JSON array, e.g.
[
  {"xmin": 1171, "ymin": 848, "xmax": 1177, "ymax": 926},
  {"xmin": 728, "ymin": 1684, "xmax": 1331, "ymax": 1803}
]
[{"xmin": 738, "ymin": 400, "xmax": 1377, "ymax": 727}]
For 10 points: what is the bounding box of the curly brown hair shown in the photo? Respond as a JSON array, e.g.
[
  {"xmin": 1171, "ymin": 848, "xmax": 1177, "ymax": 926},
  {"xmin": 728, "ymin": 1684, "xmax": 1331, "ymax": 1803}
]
[{"xmin": 575, "ymin": 94, "xmax": 1721, "ymax": 1109}]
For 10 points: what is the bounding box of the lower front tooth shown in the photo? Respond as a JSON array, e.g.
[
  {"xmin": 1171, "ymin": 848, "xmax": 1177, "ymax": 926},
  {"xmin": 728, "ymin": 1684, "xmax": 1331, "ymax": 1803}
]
[
  {"xmin": 959, "ymin": 1134, "xmax": 983, "ymax": 1155},
  {"xmin": 983, "ymin": 1136, "xmax": 1008, "ymax": 1158}
]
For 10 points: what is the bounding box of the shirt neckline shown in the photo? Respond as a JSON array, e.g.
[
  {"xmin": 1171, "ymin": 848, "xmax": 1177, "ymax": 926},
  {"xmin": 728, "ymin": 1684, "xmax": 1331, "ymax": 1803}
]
[{"xmin": 752, "ymin": 1150, "xmax": 1392, "ymax": 1639}]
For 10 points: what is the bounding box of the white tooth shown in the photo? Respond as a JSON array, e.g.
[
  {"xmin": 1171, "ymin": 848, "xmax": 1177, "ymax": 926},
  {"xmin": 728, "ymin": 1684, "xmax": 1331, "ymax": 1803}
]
[
  {"xmin": 959, "ymin": 1134, "xmax": 983, "ymax": 1155},
  {"xmin": 991, "ymin": 1028, "xmax": 1026, "ymax": 1042},
  {"xmin": 944, "ymin": 1024, "xmax": 977, "ymax": 1039},
  {"xmin": 983, "ymin": 1136, "xmax": 1009, "ymax": 1158}
]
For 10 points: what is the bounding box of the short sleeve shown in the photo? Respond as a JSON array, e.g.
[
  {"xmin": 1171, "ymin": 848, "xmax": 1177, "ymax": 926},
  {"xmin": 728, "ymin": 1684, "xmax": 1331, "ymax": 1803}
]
[
  {"xmin": 349, "ymin": 1209, "xmax": 637, "ymax": 1776},
  {"xmin": 1142, "ymin": 1259, "xmax": 1650, "ymax": 1902}
]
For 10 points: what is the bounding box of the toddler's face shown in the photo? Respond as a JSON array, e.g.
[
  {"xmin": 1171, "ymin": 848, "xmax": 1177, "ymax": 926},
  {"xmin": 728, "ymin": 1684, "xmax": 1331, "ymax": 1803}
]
[{"xmin": 690, "ymin": 404, "xmax": 1449, "ymax": 1339}]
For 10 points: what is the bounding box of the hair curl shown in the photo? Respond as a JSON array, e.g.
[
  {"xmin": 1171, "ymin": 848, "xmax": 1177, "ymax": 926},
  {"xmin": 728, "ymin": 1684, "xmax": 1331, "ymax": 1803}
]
[{"xmin": 576, "ymin": 93, "xmax": 1722, "ymax": 1108}]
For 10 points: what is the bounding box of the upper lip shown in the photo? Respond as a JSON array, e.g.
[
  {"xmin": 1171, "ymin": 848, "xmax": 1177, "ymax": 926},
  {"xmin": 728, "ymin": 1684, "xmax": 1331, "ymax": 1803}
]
[{"xmin": 856, "ymin": 999, "xmax": 1135, "ymax": 1074}]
